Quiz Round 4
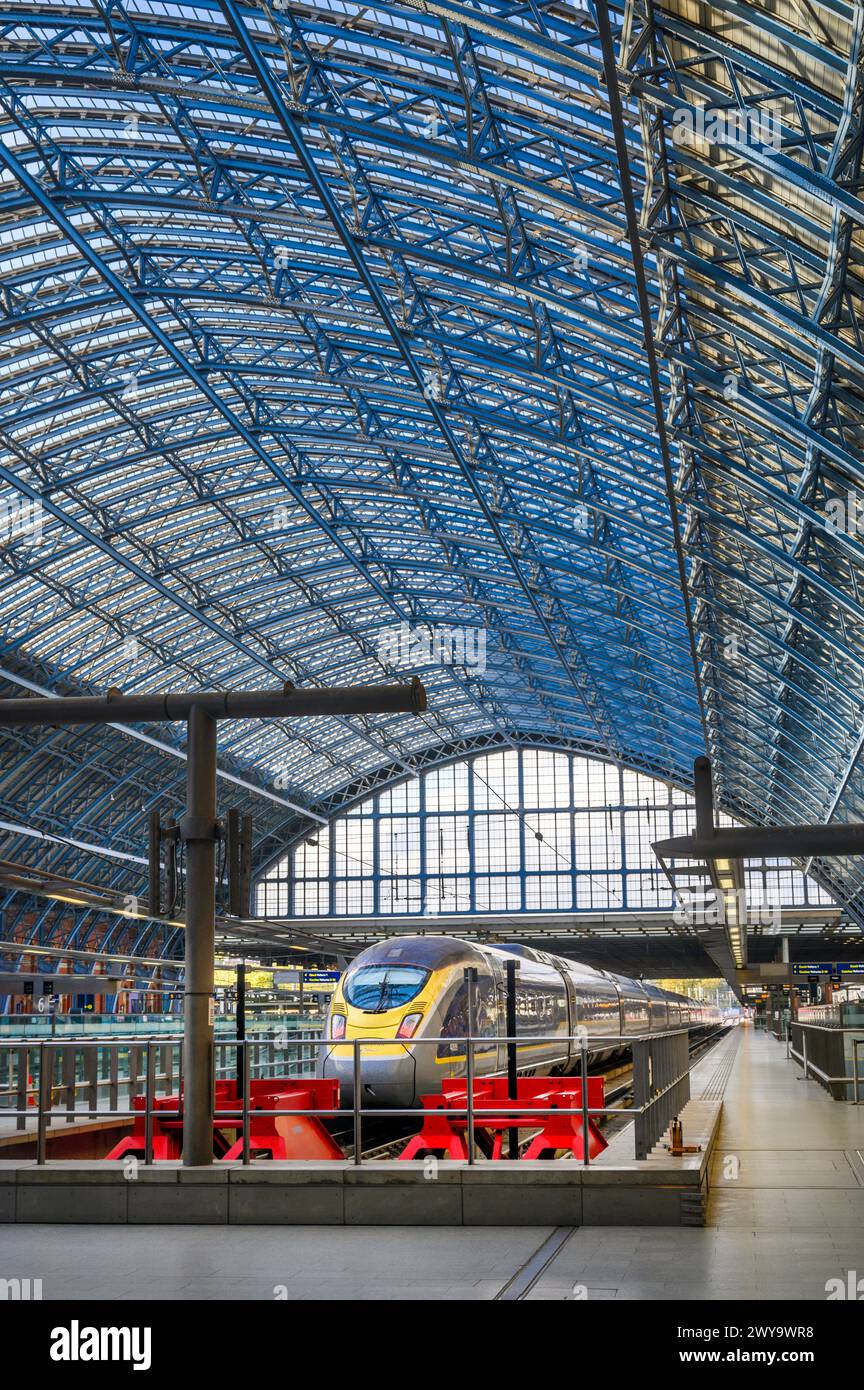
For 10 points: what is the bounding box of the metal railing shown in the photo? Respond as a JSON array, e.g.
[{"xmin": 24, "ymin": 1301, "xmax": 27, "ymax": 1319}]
[
  {"xmin": 0, "ymin": 1030, "xmax": 322, "ymax": 1137},
  {"xmin": 785, "ymin": 1021, "xmax": 864, "ymax": 1102},
  {"xmin": 0, "ymin": 1027, "xmax": 701, "ymax": 1166},
  {"xmin": 0, "ymin": 1013, "xmax": 322, "ymax": 1037}
]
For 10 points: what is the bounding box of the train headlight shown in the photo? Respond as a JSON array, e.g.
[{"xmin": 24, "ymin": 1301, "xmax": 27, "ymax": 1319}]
[
  {"xmin": 396, "ymin": 1012, "xmax": 423, "ymax": 1039},
  {"xmin": 330, "ymin": 1013, "xmax": 347, "ymax": 1040}
]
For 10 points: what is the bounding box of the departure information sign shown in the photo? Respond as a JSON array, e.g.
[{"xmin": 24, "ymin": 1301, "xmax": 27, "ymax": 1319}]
[{"xmin": 791, "ymin": 962, "xmax": 864, "ymax": 975}]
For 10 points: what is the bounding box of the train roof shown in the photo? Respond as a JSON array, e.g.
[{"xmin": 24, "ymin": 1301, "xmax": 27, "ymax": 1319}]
[
  {"xmin": 345, "ymin": 936, "xmax": 485, "ymax": 970},
  {"xmin": 345, "ymin": 937, "xmax": 711, "ymax": 1012}
]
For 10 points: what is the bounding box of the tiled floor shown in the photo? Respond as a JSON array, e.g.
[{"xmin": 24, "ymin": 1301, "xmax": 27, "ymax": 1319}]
[
  {"xmin": 527, "ymin": 1026, "xmax": 864, "ymax": 1299},
  {"xmin": 5, "ymin": 1027, "xmax": 863, "ymax": 1299},
  {"xmin": 0, "ymin": 1223, "xmax": 552, "ymax": 1300}
]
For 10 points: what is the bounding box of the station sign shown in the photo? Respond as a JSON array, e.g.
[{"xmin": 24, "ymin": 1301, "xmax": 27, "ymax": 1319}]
[
  {"xmin": 273, "ymin": 968, "xmax": 340, "ymax": 989},
  {"xmin": 302, "ymin": 969, "xmax": 341, "ymax": 986},
  {"xmin": 791, "ymin": 962, "xmax": 864, "ymax": 976}
]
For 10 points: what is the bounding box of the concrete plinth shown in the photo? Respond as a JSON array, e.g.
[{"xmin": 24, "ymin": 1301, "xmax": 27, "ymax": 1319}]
[{"xmin": 0, "ymin": 1119, "xmax": 720, "ymax": 1227}]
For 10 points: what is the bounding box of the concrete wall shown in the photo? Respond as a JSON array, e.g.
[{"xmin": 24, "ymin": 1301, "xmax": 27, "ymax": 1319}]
[{"xmin": 0, "ymin": 1158, "xmax": 709, "ymax": 1226}]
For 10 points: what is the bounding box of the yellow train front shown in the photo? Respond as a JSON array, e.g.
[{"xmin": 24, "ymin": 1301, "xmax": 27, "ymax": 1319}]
[
  {"xmin": 317, "ymin": 936, "xmax": 493, "ymax": 1110},
  {"xmin": 317, "ymin": 935, "xmax": 721, "ymax": 1109}
]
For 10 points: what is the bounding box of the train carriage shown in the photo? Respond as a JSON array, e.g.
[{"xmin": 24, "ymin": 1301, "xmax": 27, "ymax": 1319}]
[{"xmin": 318, "ymin": 935, "xmax": 722, "ymax": 1107}]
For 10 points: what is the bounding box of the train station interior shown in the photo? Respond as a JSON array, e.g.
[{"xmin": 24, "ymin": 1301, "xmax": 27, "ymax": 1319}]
[{"xmin": 2, "ymin": 0, "xmax": 864, "ymax": 1335}]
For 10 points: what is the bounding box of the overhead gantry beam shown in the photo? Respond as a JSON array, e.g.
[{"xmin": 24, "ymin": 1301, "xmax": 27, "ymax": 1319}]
[
  {"xmin": 653, "ymin": 754, "xmax": 864, "ymax": 990},
  {"xmin": 0, "ymin": 679, "xmax": 425, "ymax": 1164},
  {"xmin": 654, "ymin": 756, "xmax": 864, "ymax": 862}
]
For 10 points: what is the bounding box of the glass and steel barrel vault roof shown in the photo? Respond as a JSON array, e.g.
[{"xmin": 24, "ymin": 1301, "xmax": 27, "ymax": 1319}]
[{"xmin": 1, "ymin": 1, "xmax": 864, "ymax": 930}]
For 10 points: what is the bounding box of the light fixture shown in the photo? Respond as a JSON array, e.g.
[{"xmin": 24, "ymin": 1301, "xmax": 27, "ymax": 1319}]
[{"xmin": 707, "ymin": 855, "xmax": 747, "ymax": 970}]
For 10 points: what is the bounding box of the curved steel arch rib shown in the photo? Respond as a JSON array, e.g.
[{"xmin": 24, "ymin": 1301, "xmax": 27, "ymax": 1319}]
[{"xmin": 0, "ymin": 0, "xmax": 862, "ymax": 935}]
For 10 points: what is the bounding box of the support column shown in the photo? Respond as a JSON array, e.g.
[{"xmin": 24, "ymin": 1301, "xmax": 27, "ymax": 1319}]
[
  {"xmin": 505, "ymin": 958, "xmax": 519, "ymax": 1160},
  {"xmin": 182, "ymin": 704, "xmax": 218, "ymax": 1165},
  {"xmin": 693, "ymin": 756, "xmax": 715, "ymax": 840},
  {"xmin": 236, "ymin": 961, "xmax": 246, "ymax": 1100}
]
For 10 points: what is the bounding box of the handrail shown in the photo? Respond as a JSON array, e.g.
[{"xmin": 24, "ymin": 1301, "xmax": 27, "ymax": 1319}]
[
  {"xmin": 0, "ymin": 1030, "xmax": 322, "ymax": 1119},
  {"xmin": 0, "ymin": 1025, "xmax": 712, "ymax": 1165},
  {"xmin": 784, "ymin": 1021, "xmax": 864, "ymax": 1102}
]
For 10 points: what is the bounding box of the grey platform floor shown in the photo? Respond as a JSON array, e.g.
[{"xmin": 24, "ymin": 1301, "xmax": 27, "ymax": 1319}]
[
  {"xmin": 4, "ymin": 1026, "xmax": 863, "ymax": 1300},
  {"xmin": 527, "ymin": 1024, "xmax": 864, "ymax": 1300}
]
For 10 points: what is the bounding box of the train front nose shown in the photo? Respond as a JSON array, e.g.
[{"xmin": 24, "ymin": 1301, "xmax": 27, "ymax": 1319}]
[{"xmin": 317, "ymin": 1043, "xmax": 417, "ymax": 1110}]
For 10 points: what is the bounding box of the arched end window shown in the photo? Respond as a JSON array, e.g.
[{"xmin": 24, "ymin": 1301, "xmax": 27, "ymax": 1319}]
[{"xmin": 257, "ymin": 749, "xmax": 834, "ymax": 918}]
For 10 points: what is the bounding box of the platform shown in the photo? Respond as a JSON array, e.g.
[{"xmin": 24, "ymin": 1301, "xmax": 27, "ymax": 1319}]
[
  {"xmin": 4, "ymin": 1027, "xmax": 864, "ymax": 1297},
  {"xmin": 524, "ymin": 1023, "xmax": 864, "ymax": 1299},
  {"xmin": 0, "ymin": 1032, "xmax": 736, "ymax": 1228},
  {"xmin": 0, "ymin": 1109, "xmax": 133, "ymax": 1159}
]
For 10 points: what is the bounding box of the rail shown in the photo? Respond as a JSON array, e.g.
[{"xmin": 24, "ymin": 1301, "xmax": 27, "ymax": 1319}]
[
  {"xmin": 0, "ymin": 1026, "xmax": 709, "ymax": 1166},
  {"xmin": 0, "ymin": 1030, "xmax": 322, "ymax": 1135},
  {"xmin": 785, "ymin": 1021, "xmax": 864, "ymax": 1102}
]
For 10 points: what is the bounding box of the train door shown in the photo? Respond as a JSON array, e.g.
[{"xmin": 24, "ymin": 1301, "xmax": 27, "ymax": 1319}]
[
  {"xmin": 561, "ymin": 970, "xmax": 579, "ymax": 1073},
  {"xmin": 444, "ymin": 964, "xmax": 501, "ymax": 1079},
  {"xmin": 474, "ymin": 970, "xmax": 499, "ymax": 1077},
  {"xmin": 485, "ymin": 956, "xmax": 509, "ymax": 1076}
]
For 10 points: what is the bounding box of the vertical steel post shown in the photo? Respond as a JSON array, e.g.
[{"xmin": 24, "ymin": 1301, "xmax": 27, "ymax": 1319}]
[
  {"xmin": 129, "ymin": 1044, "xmax": 141, "ymax": 1100},
  {"xmin": 505, "ymin": 958, "xmax": 518, "ymax": 1159},
  {"xmin": 109, "ymin": 1045, "xmax": 118, "ymax": 1112},
  {"xmin": 353, "ymin": 1039, "xmax": 362, "ymax": 1165},
  {"xmin": 693, "ymin": 756, "xmax": 715, "ymax": 841},
  {"xmin": 36, "ymin": 1042, "xmax": 50, "ymax": 1165},
  {"xmin": 464, "ymin": 967, "xmax": 477, "ymax": 1165},
  {"xmin": 182, "ymin": 703, "xmax": 218, "ymax": 1165},
  {"xmin": 236, "ymin": 961, "xmax": 246, "ymax": 1100},
  {"xmin": 148, "ymin": 809, "xmax": 162, "ymax": 917},
  {"xmin": 16, "ymin": 1046, "xmax": 26, "ymax": 1131},
  {"xmin": 144, "ymin": 1042, "xmax": 154, "ymax": 1164},
  {"xmin": 241, "ymin": 1040, "xmax": 250, "ymax": 1165},
  {"xmin": 633, "ymin": 1038, "xmax": 648, "ymax": 1160},
  {"xmin": 86, "ymin": 1045, "xmax": 98, "ymax": 1115},
  {"xmin": 581, "ymin": 1042, "xmax": 590, "ymax": 1167},
  {"xmin": 63, "ymin": 1045, "xmax": 75, "ymax": 1122}
]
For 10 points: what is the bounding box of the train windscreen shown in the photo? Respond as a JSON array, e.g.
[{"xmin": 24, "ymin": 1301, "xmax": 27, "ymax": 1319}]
[{"xmin": 344, "ymin": 965, "xmax": 429, "ymax": 1012}]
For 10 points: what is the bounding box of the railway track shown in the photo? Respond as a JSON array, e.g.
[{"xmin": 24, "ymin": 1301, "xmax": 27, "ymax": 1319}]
[{"xmin": 335, "ymin": 1025, "xmax": 731, "ymax": 1160}]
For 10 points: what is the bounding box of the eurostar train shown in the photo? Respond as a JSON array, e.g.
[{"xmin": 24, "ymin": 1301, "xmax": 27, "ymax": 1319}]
[{"xmin": 317, "ymin": 935, "xmax": 723, "ymax": 1108}]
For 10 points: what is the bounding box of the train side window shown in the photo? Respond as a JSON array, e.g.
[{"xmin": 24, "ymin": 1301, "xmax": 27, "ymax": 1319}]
[
  {"xmin": 621, "ymin": 994, "xmax": 650, "ymax": 1031},
  {"xmin": 515, "ymin": 983, "xmax": 568, "ymax": 1036},
  {"xmin": 576, "ymin": 988, "xmax": 619, "ymax": 1026}
]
